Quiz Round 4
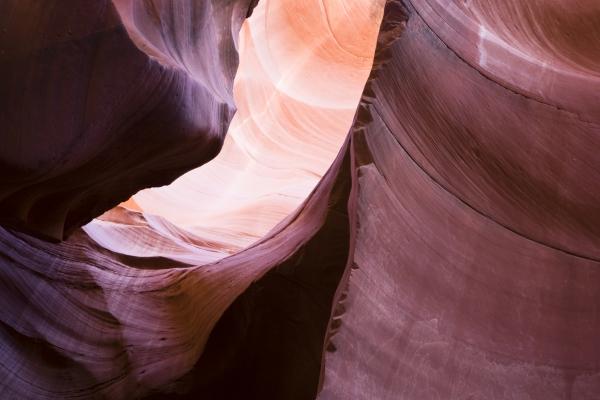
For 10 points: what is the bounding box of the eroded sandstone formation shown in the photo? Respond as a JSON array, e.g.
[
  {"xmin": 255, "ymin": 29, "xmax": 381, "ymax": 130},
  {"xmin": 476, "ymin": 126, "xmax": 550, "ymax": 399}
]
[
  {"xmin": 0, "ymin": 0, "xmax": 255, "ymax": 241},
  {"xmin": 0, "ymin": 0, "xmax": 379, "ymax": 398},
  {"xmin": 320, "ymin": 1, "xmax": 600, "ymax": 399},
  {"xmin": 1, "ymin": 0, "xmax": 600, "ymax": 399},
  {"xmin": 112, "ymin": 0, "xmax": 385, "ymax": 252}
]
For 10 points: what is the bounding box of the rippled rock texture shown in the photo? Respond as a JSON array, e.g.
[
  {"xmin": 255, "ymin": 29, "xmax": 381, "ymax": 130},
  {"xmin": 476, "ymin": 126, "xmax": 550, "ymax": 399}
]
[
  {"xmin": 0, "ymin": 0, "xmax": 379, "ymax": 398},
  {"xmin": 0, "ymin": 0, "xmax": 254, "ymax": 241},
  {"xmin": 115, "ymin": 0, "xmax": 385, "ymax": 253},
  {"xmin": 2, "ymin": 0, "xmax": 600, "ymax": 399},
  {"xmin": 321, "ymin": 1, "xmax": 600, "ymax": 399}
]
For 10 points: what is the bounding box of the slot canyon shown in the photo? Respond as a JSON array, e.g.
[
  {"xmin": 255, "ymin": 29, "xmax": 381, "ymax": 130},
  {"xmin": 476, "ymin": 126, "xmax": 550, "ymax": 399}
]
[{"xmin": 1, "ymin": 0, "xmax": 599, "ymax": 399}]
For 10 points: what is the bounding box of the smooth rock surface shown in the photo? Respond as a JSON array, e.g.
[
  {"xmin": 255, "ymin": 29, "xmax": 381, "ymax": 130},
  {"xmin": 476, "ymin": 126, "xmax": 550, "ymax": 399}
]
[
  {"xmin": 0, "ymin": 0, "xmax": 254, "ymax": 240},
  {"xmin": 0, "ymin": 0, "xmax": 382, "ymax": 398},
  {"xmin": 320, "ymin": 1, "xmax": 600, "ymax": 399},
  {"xmin": 1, "ymin": 0, "xmax": 600, "ymax": 399},
  {"xmin": 116, "ymin": 0, "xmax": 384, "ymax": 251}
]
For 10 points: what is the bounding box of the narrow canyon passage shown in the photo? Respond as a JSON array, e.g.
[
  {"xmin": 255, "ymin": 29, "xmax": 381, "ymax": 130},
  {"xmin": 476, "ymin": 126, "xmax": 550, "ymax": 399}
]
[
  {"xmin": 1, "ymin": 1, "xmax": 599, "ymax": 399},
  {"xmin": 0, "ymin": 0, "xmax": 384, "ymax": 398},
  {"xmin": 91, "ymin": 0, "xmax": 384, "ymax": 257}
]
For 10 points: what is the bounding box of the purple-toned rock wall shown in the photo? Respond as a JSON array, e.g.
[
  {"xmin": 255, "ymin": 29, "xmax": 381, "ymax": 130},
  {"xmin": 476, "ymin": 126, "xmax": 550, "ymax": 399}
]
[{"xmin": 1, "ymin": 1, "xmax": 599, "ymax": 399}]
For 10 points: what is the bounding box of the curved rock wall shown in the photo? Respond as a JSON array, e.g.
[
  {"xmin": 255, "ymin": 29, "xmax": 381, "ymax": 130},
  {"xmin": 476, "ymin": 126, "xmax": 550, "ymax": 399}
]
[
  {"xmin": 0, "ymin": 0, "xmax": 253, "ymax": 241},
  {"xmin": 320, "ymin": 1, "xmax": 600, "ymax": 399},
  {"xmin": 0, "ymin": 0, "xmax": 381, "ymax": 398},
  {"xmin": 1, "ymin": 0, "xmax": 599, "ymax": 399},
  {"xmin": 116, "ymin": 0, "xmax": 384, "ymax": 251}
]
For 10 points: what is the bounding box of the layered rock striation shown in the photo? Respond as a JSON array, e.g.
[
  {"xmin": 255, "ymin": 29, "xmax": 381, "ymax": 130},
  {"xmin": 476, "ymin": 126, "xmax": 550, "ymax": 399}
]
[
  {"xmin": 0, "ymin": 0, "xmax": 255, "ymax": 241},
  {"xmin": 1, "ymin": 0, "xmax": 600, "ymax": 399},
  {"xmin": 321, "ymin": 1, "xmax": 600, "ymax": 399}
]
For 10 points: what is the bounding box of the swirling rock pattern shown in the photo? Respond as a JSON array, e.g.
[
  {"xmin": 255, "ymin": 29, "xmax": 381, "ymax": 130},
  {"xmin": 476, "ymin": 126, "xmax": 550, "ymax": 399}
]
[
  {"xmin": 2, "ymin": 0, "xmax": 600, "ymax": 399},
  {"xmin": 320, "ymin": 1, "xmax": 600, "ymax": 399},
  {"xmin": 0, "ymin": 0, "xmax": 254, "ymax": 241},
  {"xmin": 0, "ymin": 0, "xmax": 380, "ymax": 398},
  {"xmin": 119, "ymin": 0, "xmax": 384, "ymax": 251}
]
